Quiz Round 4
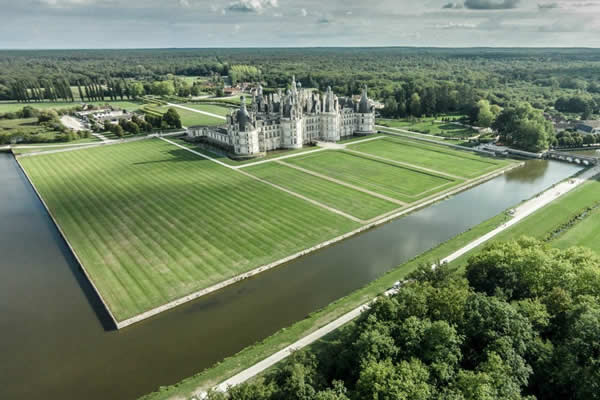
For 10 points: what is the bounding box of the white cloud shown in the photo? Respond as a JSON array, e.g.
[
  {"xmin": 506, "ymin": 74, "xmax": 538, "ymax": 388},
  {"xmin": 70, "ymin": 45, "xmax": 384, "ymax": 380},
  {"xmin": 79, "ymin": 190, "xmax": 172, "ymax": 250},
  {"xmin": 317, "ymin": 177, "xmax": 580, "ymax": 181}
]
[
  {"xmin": 300, "ymin": 8, "xmax": 308, "ymax": 16},
  {"xmin": 179, "ymin": 0, "xmax": 190, "ymax": 8},
  {"xmin": 226, "ymin": 0, "xmax": 279, "ymax": 13}
]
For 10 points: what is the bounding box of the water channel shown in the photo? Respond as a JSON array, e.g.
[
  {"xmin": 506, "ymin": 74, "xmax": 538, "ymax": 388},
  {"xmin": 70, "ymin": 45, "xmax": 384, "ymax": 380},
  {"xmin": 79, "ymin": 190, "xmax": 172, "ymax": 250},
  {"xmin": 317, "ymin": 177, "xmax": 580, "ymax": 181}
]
[{"xmin": 0, "ymin": 151, "xmax": 581, "ymax": 399}]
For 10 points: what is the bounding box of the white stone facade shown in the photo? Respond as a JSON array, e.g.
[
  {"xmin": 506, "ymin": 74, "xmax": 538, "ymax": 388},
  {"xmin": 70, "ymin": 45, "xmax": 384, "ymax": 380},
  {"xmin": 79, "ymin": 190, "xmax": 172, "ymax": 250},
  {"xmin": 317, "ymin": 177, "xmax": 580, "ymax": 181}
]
[{"xmin": 188, "ymin": 77, "xmax": 376, "ymax": 158}]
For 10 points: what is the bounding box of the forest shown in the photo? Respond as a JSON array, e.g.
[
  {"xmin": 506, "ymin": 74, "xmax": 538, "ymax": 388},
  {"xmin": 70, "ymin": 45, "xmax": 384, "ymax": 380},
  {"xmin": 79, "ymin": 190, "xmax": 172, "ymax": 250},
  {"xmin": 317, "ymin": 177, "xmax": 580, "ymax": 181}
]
[
  {"xmin": 204, "ymin": 238, "xmax": 600, "ymax": 400},
  {"xmin": 1, "ymin": 48, "xmax": 599, "ymax": 151}
]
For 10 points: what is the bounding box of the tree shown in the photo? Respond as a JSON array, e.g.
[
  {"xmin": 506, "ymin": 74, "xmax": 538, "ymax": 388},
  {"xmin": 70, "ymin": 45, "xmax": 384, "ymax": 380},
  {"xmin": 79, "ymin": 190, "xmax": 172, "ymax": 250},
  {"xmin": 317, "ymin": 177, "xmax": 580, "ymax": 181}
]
[
  {"xmin": 409, "ymin": 92, "xmax": 422, "ymax": 117},
  {"xmin": 493, "ymin": 102, "xmax": 553, "ymax": 152},
  {"xmin": 475, "ymin": 100, "xmax": 500, "ymax": 128},
  {"xmin": 162, "ymin": 108, "xmax": 182, "ymax": 129},
  {"xmin": 130, "ymin": 82, "xmax": 145, "ymax": 99},
  {"xmin": 111, "ymin": 124, "xmax": 125, "ymax": 138},
  {"xmin": 355, "ymin": 358, "xmax": 432, "ymax": 400}
]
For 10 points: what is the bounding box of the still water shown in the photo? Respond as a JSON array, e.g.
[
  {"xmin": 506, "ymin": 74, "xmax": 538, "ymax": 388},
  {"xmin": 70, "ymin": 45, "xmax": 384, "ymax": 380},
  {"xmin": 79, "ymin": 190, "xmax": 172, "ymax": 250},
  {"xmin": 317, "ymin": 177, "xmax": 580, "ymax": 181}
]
[{"xmin": 0, "ymin": 152, "xmax": 580, "ymax": 399}]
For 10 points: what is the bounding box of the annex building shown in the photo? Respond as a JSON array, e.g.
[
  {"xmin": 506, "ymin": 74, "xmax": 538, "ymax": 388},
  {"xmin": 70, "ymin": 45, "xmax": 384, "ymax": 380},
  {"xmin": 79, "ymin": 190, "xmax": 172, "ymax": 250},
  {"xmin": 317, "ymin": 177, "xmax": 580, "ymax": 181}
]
[{"xmin": 187, "ymin": 77, "xmax": 376, "ymax": 158}]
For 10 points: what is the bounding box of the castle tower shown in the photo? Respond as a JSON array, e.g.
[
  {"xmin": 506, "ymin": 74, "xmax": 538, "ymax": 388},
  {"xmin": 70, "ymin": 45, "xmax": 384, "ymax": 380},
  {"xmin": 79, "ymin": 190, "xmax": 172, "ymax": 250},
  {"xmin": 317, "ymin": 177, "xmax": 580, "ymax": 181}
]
[{"xmin": 356, "ymin": 85, "xmax": 375, "ymax": 136}]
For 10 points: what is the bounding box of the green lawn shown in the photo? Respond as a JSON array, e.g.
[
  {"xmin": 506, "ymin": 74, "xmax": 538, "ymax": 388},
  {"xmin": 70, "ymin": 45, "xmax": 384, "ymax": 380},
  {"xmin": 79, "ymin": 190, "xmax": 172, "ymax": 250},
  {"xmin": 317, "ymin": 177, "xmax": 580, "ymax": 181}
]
[
  {"xmin": 286, "ymin": 150, "xmax": 460, "ymax": 203},
  {"xmin": 348, "ymin": 137, "xmax": 509, "ymax": 179},
  {"xmin": 0, "ymin": 117, "xmax": 39, "ymax": 133},
  {"xmin": 19, "ymin": 140, "xmax": 359, "ymax": 321},
  {"xmin": 184, "ymin": 103, "xmax": 233, "ymax": 116},
  {"xmin": 377, "ymin": 117, "xmax": 476, "ymax": 138},
  {"xmin": 245, "ymin": 162, "xmax": 399, "ymax": 220}
]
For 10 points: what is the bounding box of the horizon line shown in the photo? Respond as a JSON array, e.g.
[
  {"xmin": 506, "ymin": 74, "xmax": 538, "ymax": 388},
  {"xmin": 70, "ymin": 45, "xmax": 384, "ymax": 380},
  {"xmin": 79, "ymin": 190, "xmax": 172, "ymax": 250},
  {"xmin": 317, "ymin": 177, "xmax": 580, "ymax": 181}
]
[{"xmin": 2, "ymin": 45, "xmax": 600, "ymax": 51}]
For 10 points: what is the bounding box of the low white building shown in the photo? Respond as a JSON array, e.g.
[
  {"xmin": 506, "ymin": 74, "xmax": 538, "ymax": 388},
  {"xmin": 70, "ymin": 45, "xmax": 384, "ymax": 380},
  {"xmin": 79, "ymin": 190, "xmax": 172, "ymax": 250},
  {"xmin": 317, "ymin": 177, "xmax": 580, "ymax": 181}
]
[
  {"xmin": 576, "ymin": 120, "xmax": 600, "ymax": 135},
  {"xmin": 188, "ymin": 77, "xmax": 376, "ymax": 158}
]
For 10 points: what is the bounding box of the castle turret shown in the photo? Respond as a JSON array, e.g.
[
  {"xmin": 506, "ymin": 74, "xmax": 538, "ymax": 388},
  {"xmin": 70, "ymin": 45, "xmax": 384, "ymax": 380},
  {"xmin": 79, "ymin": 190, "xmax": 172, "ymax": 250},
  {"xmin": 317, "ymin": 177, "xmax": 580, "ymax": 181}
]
[
  {"xmin": 356, "ymin": 86, "xmax": 375, "ymax": 136},
  {"xmin": 358, "ymin": 85, "xmax": 370, "ymax": 114},
  {"xmin": 237, "ymin": 96, "xmax": 251, "ymax": 131}
]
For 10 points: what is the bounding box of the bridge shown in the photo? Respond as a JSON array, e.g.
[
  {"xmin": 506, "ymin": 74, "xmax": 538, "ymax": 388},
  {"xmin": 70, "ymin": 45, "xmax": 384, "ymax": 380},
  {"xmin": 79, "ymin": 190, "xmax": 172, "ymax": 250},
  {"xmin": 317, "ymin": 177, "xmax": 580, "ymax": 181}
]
[{"xmin": 546, "ymin": 150, "xmax": 598, "ymax": 166}]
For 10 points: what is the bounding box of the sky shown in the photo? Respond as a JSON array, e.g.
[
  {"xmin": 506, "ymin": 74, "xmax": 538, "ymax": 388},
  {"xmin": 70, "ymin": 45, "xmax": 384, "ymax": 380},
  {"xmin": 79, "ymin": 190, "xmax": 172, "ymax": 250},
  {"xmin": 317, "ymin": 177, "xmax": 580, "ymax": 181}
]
[{"xmin": 1, "ymin": 0, "xmax": 599, "ymax": 49}]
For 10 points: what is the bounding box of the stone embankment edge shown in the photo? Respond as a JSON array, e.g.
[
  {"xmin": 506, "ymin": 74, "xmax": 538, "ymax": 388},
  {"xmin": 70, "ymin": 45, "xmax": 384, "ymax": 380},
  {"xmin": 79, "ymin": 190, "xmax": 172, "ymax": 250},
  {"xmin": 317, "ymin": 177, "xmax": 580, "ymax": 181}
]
[
  {"xmin": 115, "ymin": 160, "xmax": 523, "ymax": 329},
  {"xmin": 13, "ymin": 154, "xmax": 121, "ymax": 329}
]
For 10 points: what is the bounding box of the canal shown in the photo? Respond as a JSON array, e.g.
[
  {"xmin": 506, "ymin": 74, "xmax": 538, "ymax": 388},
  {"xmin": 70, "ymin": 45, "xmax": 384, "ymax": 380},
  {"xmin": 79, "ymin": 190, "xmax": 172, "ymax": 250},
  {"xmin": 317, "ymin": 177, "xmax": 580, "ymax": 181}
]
[{"xmin": 0, "ymin": 152, "xmax": 581, "ymax": 400}]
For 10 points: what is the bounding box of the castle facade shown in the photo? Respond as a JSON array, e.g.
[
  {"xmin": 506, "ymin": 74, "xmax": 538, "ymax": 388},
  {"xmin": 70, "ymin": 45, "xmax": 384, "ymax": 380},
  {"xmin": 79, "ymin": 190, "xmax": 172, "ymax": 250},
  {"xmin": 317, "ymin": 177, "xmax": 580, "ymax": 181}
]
[{"xmin": 187, "ymin": 77, "xmax": 376, "ymax": 158}]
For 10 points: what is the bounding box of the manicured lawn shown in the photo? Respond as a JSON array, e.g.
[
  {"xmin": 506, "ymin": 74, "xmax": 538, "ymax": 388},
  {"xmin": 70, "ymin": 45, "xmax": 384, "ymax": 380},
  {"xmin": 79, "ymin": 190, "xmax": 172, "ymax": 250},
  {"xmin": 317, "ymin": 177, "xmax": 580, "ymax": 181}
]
[
  {"xmin": 19, "ymin": 140, "xmax": 359, "ymax": 321},
  {"xmin": 245, "ymin": 162, "xmax": 399, "ymax": 220},
  {"xmin": 336, "ymin": 134, "xmax": 386, "ymax": 144},
  {"xmin": 287, "ymin": 150, "xmax": 459, "ymax": 203},
  {"xmin": 553, "ymin": 208, "xmax": 600, "ymax": 252},
  {"xmin": 348, "ymin": 137, "xmax": 509, "ymax": 179},
  {"xmin": 377, "ymin": 117, "xmax": 476, "ymax": 138},
  {"xmin": 184, "ymin": 103, "xmax": 233, "ymax": 116},
  {"xmin": 0, "ymin": 117, "xmax": 39, "ymax": 133}
]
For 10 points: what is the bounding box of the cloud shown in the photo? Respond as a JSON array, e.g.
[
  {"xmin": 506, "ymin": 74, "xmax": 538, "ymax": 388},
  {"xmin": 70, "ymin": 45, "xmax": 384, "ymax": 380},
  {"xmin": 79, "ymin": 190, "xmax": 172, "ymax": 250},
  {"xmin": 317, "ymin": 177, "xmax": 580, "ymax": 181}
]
[
  {"xmin": 537, "ymin": 2, "xmax": 559, "ymax": 9},
  {"xmin": 464, "ymin": 0, "xmax": 520, "ymax": 9},
  {"xmin": 226, "ymin": 0, "xmax": 279, "ymax": 13},
  {"xmin": 179, "ymin": 0, "xmax": 190, "ymax": 8},
  {"xmin": 442, "ymin": 2, "xmax": 464, "ymax": 8},
  {"xmin": 300, "ymin": 8, "xmax": 307, "ymax": 16},
  {"xmin": 38, "ymin": 0, "xmax": 97, "ymax": 6}
]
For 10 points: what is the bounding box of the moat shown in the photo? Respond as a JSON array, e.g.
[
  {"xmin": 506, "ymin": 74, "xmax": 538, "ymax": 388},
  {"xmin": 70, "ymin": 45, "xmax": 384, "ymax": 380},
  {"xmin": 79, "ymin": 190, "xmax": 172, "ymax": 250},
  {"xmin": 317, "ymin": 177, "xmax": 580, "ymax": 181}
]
[{"xmin": 0, "ymin": 151, "xmax": 581, "ymax": 400}]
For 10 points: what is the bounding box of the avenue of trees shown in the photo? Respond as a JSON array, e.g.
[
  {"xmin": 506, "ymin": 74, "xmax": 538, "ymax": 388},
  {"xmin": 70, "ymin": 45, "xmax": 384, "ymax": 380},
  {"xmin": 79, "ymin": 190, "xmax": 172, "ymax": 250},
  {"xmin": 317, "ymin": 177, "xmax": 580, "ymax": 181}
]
[{"xmin": 205, "ymin": 238, "xmax": 600, "ymax": 400}]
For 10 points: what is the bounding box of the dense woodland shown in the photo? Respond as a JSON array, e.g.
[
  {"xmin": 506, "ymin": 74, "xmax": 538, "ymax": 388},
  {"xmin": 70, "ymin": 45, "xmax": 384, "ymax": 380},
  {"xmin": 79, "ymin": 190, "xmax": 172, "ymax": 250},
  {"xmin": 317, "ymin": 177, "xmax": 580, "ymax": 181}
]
[
  {"xmin": 1, "ymin": 48, "xmax": 600, "ymax": 151},
  {"xmin": 204, "ymin": 238, "xmax": 600, "ymax": 400}
]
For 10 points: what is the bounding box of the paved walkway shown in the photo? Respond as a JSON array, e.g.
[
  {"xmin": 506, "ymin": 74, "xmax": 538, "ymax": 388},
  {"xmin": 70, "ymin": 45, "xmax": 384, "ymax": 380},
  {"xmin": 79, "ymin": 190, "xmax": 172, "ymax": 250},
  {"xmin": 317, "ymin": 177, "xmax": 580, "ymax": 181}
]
[
  {"xmin": 60, "ymin": 115, "xmax": 89, "ymax": 132},
  {"xmin": 166, "ymin": 102, "xmax": 227, "ymax": 120},
  {"xmin": 192, "ymin": 165, "xmax": 600, "ymax": 399}
]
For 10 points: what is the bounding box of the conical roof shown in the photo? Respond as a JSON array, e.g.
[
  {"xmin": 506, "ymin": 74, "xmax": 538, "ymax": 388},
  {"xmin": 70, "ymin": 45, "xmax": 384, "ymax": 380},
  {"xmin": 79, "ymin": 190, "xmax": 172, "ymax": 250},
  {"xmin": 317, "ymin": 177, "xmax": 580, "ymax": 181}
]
[{"xmin": 359, "ymin": 86, "xmax": 370, "ymax": 114}]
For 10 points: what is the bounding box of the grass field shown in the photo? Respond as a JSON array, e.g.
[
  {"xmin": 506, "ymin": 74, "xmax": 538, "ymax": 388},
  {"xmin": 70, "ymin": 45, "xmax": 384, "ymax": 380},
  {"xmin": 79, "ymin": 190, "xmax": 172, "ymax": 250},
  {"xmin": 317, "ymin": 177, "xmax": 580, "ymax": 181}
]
[
  {"xmin": 245, "ymin": 162, "xmax": 399, "ymax": 220},
  {"xmin": 348, "ymin": 137, "xmax": 509, "ymax": 179},
  {"xmin": 286, "ymin": 150, "xmax": 460, "ymax": 203},
  {"xmin": 184, "ymin": 103, "xmax": 233, "ymax": 116},
  {"xmin": 377, "ymin": 117, "xmax": 476, "ymax": 138},
  {"xmin": 0, "ymin": 117, "xmax": 39, "ymax": 133},
  {"xmin": 19, "ymin": 139, "xmax": 359, "ymax": 321}
]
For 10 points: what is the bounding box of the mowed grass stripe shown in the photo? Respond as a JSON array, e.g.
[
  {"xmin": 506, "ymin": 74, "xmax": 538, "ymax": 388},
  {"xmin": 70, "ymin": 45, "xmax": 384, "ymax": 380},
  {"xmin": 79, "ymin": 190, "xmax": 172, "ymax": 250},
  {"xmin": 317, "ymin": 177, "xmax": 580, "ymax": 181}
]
[
  {"xmin": 245, "ymin": 162, "xmax": 399, "ymax": 220},
  {"xmin": 287, "ymin": 150, "xmax": 457, "ymax": 203},
  {"xmin": 349, "ymin": 137, "xmax": 506, "ymax": 179},
  {"xmin": 20, "ymin": 140, "xmax": 359, "ymax": 320}
]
